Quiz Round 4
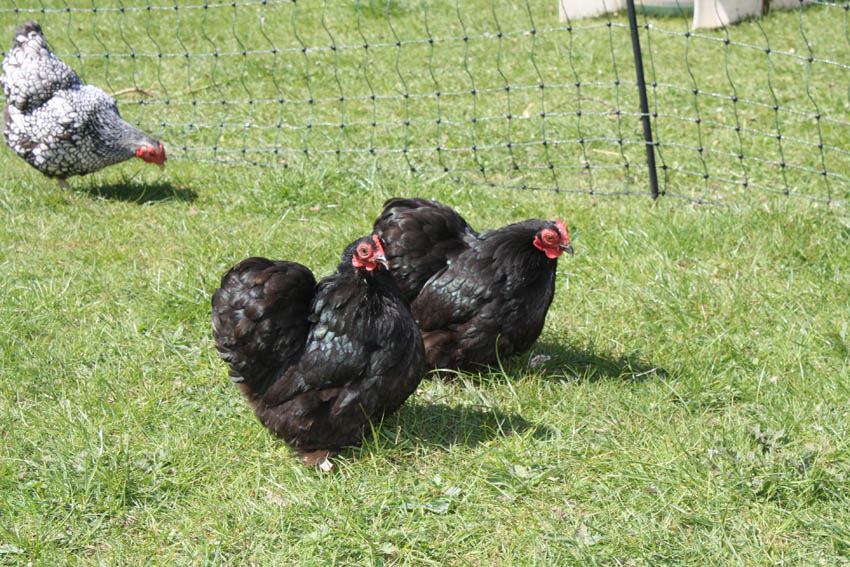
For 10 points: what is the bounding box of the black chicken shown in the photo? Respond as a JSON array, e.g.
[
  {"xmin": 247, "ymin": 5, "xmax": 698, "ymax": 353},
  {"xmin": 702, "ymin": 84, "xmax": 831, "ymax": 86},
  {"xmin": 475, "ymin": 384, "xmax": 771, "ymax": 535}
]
[
  {"xmin": 374, "ymin": 198, "xmax": 573, "ymax": 372},
  {"xmin": 1, "ymin": 21, "xmax": 166, "ymax": 187},
  {"xmin": 211, "ymin": 235, "xmax": 425, "ymax": 470}
]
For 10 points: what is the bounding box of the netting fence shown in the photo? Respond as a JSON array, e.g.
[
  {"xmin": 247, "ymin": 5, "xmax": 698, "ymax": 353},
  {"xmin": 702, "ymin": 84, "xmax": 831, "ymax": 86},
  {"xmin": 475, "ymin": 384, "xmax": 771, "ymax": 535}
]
[{"xmin": 1, "ymin": 1, "xmax": 849, "ymax": 207}]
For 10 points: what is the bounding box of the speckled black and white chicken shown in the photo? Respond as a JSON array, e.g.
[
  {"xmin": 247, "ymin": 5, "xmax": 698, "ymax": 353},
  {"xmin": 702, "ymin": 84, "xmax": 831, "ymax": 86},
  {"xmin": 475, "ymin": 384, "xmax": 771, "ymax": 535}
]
[{"xmin": 1, "ymin": 21, "xmax": 165, "ymax": 187}]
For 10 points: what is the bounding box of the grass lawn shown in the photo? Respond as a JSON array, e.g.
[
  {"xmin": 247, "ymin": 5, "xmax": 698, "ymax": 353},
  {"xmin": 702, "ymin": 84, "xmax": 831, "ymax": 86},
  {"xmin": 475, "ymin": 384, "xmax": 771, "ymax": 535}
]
[{"xmin": 1, "ymin": 1, "xmax": 850, "ymax": 565}]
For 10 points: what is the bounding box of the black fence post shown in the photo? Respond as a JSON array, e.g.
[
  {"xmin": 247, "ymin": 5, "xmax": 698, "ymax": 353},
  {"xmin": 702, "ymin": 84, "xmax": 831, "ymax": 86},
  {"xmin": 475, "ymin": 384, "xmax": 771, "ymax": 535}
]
[{"xmin": 625, "ymin": 0, "xmax": 660, "ymax": 200}]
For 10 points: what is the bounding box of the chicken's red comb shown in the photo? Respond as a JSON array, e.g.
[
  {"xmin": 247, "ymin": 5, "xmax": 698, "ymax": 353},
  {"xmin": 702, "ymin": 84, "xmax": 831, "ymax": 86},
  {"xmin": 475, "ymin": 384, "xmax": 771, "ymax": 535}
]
[
  {"xmin": 372, "ymin": 234, "xmax": 386, "ymax": 256},
  {"xmin": 555, "ymin": 218, "xmax": 570, "ymax": 243},
  {"xmin": 136, "ymin": 142, "xmax": 166, "ymax": 167}
]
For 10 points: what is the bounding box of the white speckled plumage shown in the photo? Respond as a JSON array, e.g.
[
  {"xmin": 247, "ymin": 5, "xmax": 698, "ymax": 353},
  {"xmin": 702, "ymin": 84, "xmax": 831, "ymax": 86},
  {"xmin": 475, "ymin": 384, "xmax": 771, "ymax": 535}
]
[{"xmin": 1, "ymin": 21, "xmax": 165, "ymax": 183}]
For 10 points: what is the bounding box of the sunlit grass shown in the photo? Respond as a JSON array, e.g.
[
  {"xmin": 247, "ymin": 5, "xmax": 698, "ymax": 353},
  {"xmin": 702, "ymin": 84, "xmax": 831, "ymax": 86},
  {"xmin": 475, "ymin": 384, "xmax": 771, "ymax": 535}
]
[{"xmin": 1, "ymin": 2, "xmax": 850, "ymax": 565}]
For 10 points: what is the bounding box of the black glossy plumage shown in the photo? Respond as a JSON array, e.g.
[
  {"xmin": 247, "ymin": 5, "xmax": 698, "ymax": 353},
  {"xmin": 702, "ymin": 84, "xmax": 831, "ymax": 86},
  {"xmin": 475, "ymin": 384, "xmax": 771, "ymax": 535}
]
[
  {"xmin": 211, "ymin": 236, "xmax": 425, "ymax": 466},
  {"xmin": 374, "ymin": 198, "xmax": 571, "ymax": 372}
]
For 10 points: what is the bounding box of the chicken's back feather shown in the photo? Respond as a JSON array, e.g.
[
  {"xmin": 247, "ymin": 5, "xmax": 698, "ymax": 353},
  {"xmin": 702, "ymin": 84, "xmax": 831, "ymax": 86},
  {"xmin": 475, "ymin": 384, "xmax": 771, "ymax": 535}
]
[
  {"xmin": 374, "ymin": 197, "xmax": 477, "ymax": 303},
  {"xmin": 1, "ymin": 21, "xmax": 80, "ymax": 112}
]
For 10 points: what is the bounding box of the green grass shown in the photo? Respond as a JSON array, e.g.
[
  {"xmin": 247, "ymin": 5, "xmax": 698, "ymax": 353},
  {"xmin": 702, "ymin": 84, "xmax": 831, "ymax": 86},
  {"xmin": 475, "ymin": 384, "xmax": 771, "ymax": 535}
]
[
  {"xmin": 2, "ymin": 2, "xmax": 850, "ymax": 565},
  {"xmin": 1, "ymin": 160, "xmax": 849, "ymax": 565}
]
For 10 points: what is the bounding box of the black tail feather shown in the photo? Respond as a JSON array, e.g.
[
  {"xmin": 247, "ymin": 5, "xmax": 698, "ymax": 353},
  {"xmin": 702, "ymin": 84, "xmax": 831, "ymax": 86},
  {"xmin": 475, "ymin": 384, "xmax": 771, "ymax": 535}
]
[{"xmin": 211, "ymin": 258, "xmax": 316, "ymax": 395}]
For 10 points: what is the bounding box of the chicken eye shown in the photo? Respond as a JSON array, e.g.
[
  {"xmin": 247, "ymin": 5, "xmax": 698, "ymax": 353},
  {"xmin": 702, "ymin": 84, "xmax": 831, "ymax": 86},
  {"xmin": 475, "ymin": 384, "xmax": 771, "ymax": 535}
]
[
  {"xmin": 357, "ymin": 244, "xmax": 372, "ymax": 257},
  {"xmin": 543, "ymin": 231, "xmax": 556, "ymax": 243}
]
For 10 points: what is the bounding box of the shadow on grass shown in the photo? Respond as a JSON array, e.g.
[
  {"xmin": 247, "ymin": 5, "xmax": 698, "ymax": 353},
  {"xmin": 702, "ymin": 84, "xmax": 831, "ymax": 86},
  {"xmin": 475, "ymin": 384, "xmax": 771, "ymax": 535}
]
[
  {"xmin": 424, "ymin": 342, "xmax": 669, "ymax": 385},
  {"xmin": 366, "ymin": 401, "xmax": 553, "ymax": 454},
  {"xmin": 525, "ymin": 340, "xmax": 670, "ymax": 383},
  {"xmin": 78, "ymin": 179, "xmax": 197, "ymax": 203}
]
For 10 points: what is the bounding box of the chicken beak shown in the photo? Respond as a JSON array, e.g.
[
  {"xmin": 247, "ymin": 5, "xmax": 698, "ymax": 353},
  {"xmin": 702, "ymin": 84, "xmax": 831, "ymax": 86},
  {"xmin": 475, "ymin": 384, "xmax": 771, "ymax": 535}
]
[
  {"xmin": 561, "ymin": 243, "xmax": 574, "ymax": 256},
  {"xmin": 365, "ymin": 255, "xmax": 389, "ymax": 273}
]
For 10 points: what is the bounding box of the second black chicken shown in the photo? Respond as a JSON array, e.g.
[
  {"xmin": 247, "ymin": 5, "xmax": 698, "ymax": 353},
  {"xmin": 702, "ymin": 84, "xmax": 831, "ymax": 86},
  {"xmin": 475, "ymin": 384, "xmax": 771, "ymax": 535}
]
[{"xmin": 374, "ymin": 198, "xmax": 573, "ymax": 372}]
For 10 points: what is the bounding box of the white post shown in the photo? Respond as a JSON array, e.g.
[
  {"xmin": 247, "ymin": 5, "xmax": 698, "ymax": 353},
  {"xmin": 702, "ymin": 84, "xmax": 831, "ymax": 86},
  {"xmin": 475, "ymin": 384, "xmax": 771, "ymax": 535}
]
[
  {"xmin": 559, "ymin": 0, "xmax": 808, "ymax": 27},
  {"xmin": 693, "ymin": 0, "xmax": 811, "ymax": 29},
  {"xmin": 692, "ymin": 0, "xmax": 762, "ymax": 28},
  {"xmin": 559, "ymin": 0, "xmax": 627, "ymax": 21}
]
